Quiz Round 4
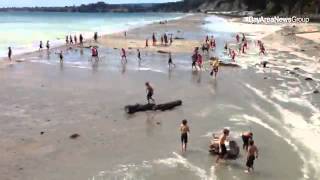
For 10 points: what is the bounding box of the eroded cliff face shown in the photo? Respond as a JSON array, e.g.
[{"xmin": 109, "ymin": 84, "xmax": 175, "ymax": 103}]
[{"xmin": 198, "ymin": 0, "xmax": 247, "ymax": 12}]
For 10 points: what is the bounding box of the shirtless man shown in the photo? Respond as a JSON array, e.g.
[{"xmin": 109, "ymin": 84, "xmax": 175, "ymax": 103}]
[
  {"xmin": 242, "ymin": 131, "xmax": 253, "ymax": 151},
  {"xmin": 145, "ymin": 82, "xmax": 155, "ymax": 104},
  {"xmin": 245, "ymin": 140, "xmax": 259, "ymax": 173},
  {"xmin": 121, "ymin": 48, "xmax": 127, "ymax": 64},
  {"xmin": 216, "ymin": 129, "xmax": 230, "ymax": 163},
  {"xmin": 168, "ymin": 52, "xmax": 175, "ymax": 69},
  {"xmin": 180, "ymin": 119, "xmax": 190, "ymax": 152}
]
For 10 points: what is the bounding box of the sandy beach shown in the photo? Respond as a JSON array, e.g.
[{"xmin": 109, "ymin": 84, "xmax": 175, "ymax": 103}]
[{"xmin": 1, "ymin": 13, "xmax": 320, "ymax": 180}]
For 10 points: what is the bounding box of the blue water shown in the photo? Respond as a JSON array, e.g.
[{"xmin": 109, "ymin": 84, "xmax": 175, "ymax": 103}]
[{"xmin": 0, "ymin": 12, "xmax": 185, "ymax": 57}]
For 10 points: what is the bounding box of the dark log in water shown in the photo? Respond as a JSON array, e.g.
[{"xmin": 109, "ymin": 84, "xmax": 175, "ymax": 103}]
[{"xmin": 125, "ymin": 100, "xmax": 182, "ymax": 114}]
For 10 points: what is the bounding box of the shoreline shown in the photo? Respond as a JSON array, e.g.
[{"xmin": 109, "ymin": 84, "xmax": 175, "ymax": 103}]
[{"xmin": 0, "ymin": 13, "xmax": 190, "ymax": 63}]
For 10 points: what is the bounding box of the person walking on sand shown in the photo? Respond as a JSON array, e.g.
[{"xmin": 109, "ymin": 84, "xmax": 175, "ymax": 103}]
[
  {"xmin": 39, "ymin": 41, "xmax": 43, "ymax": 51},
  {"xmin": 8, "ymin": 47, "xmax": 12, "ymax": 61},
  {"xmin": 245, "ymin": 140, "xmax": 259, "ymax": 173},
  {"xmin": 180, "ymin": 119, "xmax": 190, "ymax": 153},
  {"xmin": 168, "ymin": 52, "xmax": 175, "ymax": 69},
  {"xmin": 169, "ymin": 34, "xmax": 173, "ymax": 45},
  {"xmin": 46, "ymin": 41, "xmax": 50, "ymax": 51},
  {"xmin": 145, "ymin": 39, "xmax": 149, "ymax": 47},
  {"xmin": 161, "ymin": 35, "xmax": 164, "ymax": 45},
  {"xmin": 145, "ymin": 82, "xmax": 155, "ymax": 104},
  {"xmin": 197, "ymin": 53, "xmax": 203, "ymax": 70},
  {"xmin": 164, "ymin": 33, "xmax": 168, "ymax": 46},
  {"xmin": 121, "ymin": 48, "xmax": 127, "ymax": 64},
  {"xmin": 216, "ymin": 128, "xmax": 230, "ymax": 163},
  {"xmin": 66, "ymin": 36, "xmax": 69, "ymax": 44},
  {"xmin": 242, "ymin": 131, "xmax": 253, "ymax": 151}
]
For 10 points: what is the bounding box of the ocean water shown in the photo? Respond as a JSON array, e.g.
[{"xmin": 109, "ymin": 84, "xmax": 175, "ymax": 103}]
[{"xmin": 0, "ymin": 12, "xmax": 184, "ymax": 58}]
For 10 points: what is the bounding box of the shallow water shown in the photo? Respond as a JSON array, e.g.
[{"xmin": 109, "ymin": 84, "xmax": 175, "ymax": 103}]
[{"xmin": 0, "ymin": 12, "xmax": 184, "ymax": 57}]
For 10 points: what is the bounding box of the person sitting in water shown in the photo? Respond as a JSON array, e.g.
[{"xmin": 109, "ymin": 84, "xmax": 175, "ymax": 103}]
[
  {"xmin": 216, "ymin": 128, "xmax": 230, "ymax": 163},
  {"xmin": 245, "ymin": 140, "xmax": 259, "ymax": 173},
  {"xmin": 242, "ymin": 131, "xmax": 253, "ymax": 151},
  {"xmin": 180, "ymin": 119, "xmax": 190, "ymax": 153},
  {"xmin": 145, "ymin": 82, "xmax": 155, "ymax": 104}
]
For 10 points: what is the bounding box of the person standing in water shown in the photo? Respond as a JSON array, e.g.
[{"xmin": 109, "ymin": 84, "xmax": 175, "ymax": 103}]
[
  {"xmin": 69, "ymin": 35, "xmax": 73, "ymax": 44},
  {"xmin": 46, "ymin": 41, "xmax": 50, "ymax": 51},
  {"xmin": 242, "ymin": 131, "xmax": 253, "ymax": 151},
  {"xmin": 180, "ymin": 119, "xmax": 190, "ymax": 153},
  {"xmin": 8, "ymin": 47, "xmax": 12, "ymax": 61},
  {"xmin": 39, "ymin": 41, "xmax": 43, "ymax": 51},
  {"xmin": 74, "ymin": 35, "xmax": 77, "ymax": 44},
  {"xmin": 137, "ymin": 49, "xmax": 141, "ymax": 62},
  {"xmin": 145, "ymin": 82, "xmax": 155, "ymax": 104},
  {"xmin": 245, "ymin": 140, "xmax": 259, "ymax": 173},
  {"xmin": 152, "ymin": 33, "xmax": 156, "ymax": 46},
  {"xmin": 168, "ymin": 52, "xmax": 175, "ymax": 69},
  {"xmin": 210, "ymin": 58, "xmax": 220, "ymax": 78},
  {"xmin": 94, "ymin": 32, "xmax": 98, "ymax": 42},
  {"xmin": 91, "ymin": 46, "xmax": 99, "ymax": 61},
  {"xmin": 66, "ymin": 36, "xmax": 69, "ymax": 44},
  {"xmin": 216, "ymin": 129, "xmax": 230, "ymax": 163},
  {"xmin": 79, "ymin": 34, "xmax": 83, "ymax": 45},
  {"xmin": 58, "ymin": 51, "xmax": 63, "ymax": 63},
  {"xmin": 121, "ymin": 48, "xmax": 127, "ymax": 64}
]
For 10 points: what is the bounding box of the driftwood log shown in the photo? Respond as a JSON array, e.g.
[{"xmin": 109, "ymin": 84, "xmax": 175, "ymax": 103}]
[{"xmin": 125, "ymin": 100, "xmax": 182, "ymax": 114}]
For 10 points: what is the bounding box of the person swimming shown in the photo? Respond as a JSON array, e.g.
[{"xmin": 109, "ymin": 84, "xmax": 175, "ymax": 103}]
[
  {"xmin": 145, "ymin": 82, "xmax": 155, "ymax": 104},
  {"xmin": 245, "ymin": 140, "xmax": 259, "ymax": 173},
  {"xmin": 216, "ymin": 128, "xmax": 230, "ymax": 163},
  {"xmin": 180, "ymin": 119, "xmax": 190, "ymax": 152}
]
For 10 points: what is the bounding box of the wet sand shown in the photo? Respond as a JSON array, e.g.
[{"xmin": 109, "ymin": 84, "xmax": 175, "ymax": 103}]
[{"xmin": 1, "ymin": 14, "xmax": 320, "ymax": 180}]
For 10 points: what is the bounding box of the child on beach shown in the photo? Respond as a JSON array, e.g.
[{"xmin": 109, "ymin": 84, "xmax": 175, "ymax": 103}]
[
  {"xmin": 121, "ymin": 48, "xmax": 127, "ymax": 64},
  {"xmin": 180, "ymin": 119, "xmax": 190, "ymax": 153},
  {"xmin": 8, "ymin": 47, "xmax": 12, "ymax": 61},
  {"xmin": 145, "ymin": 82, "xmax": 155, "ymax": 104},
  {"xmin": 245, "ymin": 140, "xmax": 259, "ymax": 173}
]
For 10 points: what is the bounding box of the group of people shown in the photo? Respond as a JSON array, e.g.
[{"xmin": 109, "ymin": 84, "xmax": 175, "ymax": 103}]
[
  {"xmin": 38, "ymin": 40, "xmax": 50, "ymax": 51},
  {"xmin": 66, "ymin": 34, "xmax": 84, "ymax": 45},
  {"xmin": 147, "ymin": 32, "xmax": 173, "ymax": 47},
  {"xmin": 180, "ymin": 121, "xmax": 259, "ymax": 174}
]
